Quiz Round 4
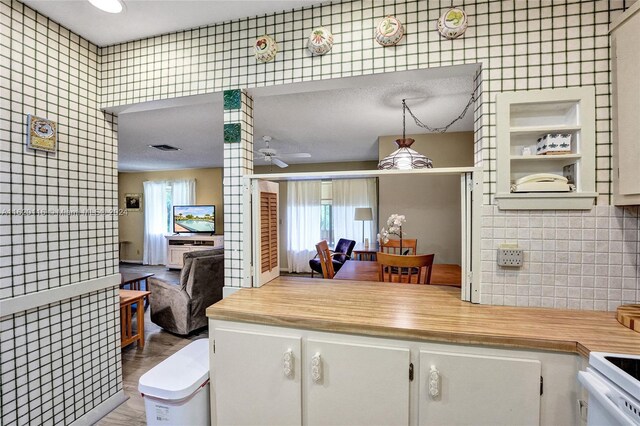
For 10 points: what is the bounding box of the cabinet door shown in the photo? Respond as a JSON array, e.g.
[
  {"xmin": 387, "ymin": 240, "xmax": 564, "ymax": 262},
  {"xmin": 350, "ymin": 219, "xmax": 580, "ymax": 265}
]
[
  {"xmin": 418, "ymin": 350, "xmax": 541, "ymax": 426},
  {"xmin": 612, "ymin": 4, "xmax": 640, "ymax": 200},
  {"xmin": 213, "ymin": 328, "xmax": 301, "ymax": 425},
  {"xmin": 304, "ymin": 339, "xmax": 410, "ymax": 426},
  {"xmin": 168, "ymin": 246, "xmax": 190, "ymax": 267}
]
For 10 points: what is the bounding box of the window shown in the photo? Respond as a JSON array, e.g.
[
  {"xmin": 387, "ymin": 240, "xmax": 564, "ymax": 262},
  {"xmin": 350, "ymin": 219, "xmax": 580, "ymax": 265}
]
[
  {"xmin": 320, "ymin": 181, "xmax": 333, "ymax": 244},
  {"xmin": 166, "ymin": 185, "xmax": 173, "ymax": 232}
]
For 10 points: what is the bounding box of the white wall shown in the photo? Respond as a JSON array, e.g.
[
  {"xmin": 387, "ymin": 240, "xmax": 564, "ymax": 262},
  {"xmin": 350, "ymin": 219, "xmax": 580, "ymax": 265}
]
[
  {"xmin": 379, "ymin": 132, "xmax": 475, "ymax": 264},
  {"xmin": 379, "ymin": 174, "xmax": 462, "ymax": 264}
]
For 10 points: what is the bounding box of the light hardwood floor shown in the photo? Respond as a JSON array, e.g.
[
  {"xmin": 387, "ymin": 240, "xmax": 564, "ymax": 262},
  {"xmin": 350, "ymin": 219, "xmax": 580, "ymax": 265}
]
[{"xmin": 98, "ymin": 265, "xmax": 207, "ymax": 426}]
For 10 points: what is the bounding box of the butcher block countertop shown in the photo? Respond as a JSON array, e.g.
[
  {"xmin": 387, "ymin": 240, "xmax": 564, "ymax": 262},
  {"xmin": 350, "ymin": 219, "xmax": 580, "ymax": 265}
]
[{"xmin": 207, "ymin": 277, "xmax": 640, "ymax": 357}]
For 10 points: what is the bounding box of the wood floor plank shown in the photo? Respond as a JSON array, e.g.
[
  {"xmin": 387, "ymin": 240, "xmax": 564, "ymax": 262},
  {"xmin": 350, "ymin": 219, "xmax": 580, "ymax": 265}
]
[{"xmin": 99, "ymin": 265, "xmax": 207, "ymax": 425}]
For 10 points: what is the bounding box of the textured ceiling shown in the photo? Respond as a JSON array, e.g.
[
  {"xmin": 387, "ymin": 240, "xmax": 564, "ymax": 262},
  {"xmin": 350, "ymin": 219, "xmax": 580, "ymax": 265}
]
[
  {"xmin": 21, "ymin": 0, "xmax": 323, "ymax": 46},
  {"xmin": 117, "ymin": 65, "xmax": 478, "ymax": 171}
]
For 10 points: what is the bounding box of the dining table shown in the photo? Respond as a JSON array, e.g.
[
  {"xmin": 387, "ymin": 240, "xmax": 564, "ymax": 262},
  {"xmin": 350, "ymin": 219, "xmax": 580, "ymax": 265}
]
[{"xmin": 334, "ymin": 260, "xmax": 462, "ymax": 287}]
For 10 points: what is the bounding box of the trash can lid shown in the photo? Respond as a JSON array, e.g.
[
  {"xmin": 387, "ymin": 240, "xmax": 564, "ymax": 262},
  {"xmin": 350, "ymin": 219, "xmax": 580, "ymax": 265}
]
[{"xmin": 138, "ymin": 338, "xmax": 209, "ymax": 400}]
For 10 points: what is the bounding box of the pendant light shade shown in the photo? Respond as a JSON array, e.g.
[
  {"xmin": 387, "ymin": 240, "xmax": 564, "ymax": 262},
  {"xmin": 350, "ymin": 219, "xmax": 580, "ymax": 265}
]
[
  {"xmin": 378, "ymin": 138, "xmax": 433, "ymax": 170},
  {"xmin": 378, "ymin": 100, "xmax": 433, "ymax": 170}
]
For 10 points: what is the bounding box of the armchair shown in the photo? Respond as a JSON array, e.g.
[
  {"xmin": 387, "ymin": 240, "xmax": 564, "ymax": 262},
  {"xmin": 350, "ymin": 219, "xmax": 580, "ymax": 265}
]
[
  {"xmin": 148, "ymin": 248, "xmax": 224, "ymax": 335},
  {"xmin": 309, "ymin": 238, "xmax": 356, "ymax": 278}
]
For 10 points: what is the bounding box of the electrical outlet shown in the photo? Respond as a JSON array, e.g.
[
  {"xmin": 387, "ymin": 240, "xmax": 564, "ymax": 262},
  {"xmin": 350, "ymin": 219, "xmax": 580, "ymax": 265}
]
[{"xmin": 497, "ymin": 244, "xmax": 524, "ymax": 267}]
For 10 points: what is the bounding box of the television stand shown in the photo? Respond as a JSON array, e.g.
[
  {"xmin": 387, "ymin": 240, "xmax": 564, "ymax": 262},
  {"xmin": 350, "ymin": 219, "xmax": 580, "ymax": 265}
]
[{"xmin": 165, "ymin": 234, "xmax": 224, "ymax": 269}]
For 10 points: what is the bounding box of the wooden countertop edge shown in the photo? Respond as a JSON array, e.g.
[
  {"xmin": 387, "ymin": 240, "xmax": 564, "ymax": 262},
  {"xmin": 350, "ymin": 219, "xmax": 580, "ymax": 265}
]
[
  {"xmin": 207, "ymin": 279, "xmax": 639, "ymax": 356},
  {"xmin": 207, "ymin": 308, "xmax": 581, "ymax": 355}
]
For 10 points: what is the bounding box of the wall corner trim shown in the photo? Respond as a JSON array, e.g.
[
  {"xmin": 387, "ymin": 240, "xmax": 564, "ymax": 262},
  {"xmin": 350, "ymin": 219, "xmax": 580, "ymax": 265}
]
[
  {"xmin": 0, "ymin": 274, "xmax": 121, "ymax": 317},
  {"xmin": 71, "ymin": 390, "xmax": 128, "ymax": 426}
]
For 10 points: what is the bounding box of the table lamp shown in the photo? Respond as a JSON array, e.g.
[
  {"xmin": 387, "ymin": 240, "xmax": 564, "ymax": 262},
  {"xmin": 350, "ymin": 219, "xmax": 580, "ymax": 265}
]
[{"xmin": 354, "ymin": 207, "xmax": 373, "ymax": 245}]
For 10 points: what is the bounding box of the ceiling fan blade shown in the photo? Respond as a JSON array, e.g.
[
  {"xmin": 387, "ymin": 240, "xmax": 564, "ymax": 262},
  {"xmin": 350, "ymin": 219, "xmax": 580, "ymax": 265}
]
[
  {"xmin": 271, "ymin": 157, "xmax": 289, "ymax": 168},
  {"xmin": 277, "ymin": 153, "xmax": 311, "ymax": 158}
]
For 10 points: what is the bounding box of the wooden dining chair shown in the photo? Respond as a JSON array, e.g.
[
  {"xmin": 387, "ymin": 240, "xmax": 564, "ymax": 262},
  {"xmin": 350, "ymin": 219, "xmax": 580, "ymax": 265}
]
[
  {"xmin": 315, "ymin": 240, "xmax": 336, "ymax": 279},
  {"xmin": 379, "ymin": 238, "xmax": 418, "ymax": 255},
  {"xmin": 377, "ymin": 252, "xmax": 435, "ymax": 284}
]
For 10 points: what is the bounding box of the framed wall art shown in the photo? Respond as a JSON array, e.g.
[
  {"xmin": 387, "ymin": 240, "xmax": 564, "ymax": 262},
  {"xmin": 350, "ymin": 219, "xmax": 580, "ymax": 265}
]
[
  {"xmin": 124, "ymin": 193, "xmax": 143, "ymax": 211},
  {"xmin": 26, "ymin": 114, "xmax": 57, "ymax": 153}
]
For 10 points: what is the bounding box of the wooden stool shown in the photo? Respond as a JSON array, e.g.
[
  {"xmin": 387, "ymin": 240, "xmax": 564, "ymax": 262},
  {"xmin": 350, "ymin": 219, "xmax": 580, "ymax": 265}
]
[{"xmin": 120, "ymin": 289, "xmax": 151, "ymax": 348}]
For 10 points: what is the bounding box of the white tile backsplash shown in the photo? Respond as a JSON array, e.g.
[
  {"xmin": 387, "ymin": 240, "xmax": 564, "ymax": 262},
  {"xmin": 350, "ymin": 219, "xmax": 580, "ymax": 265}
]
[{"xmin": 481, "ymin": 205, "xmax": 639, "ymax": 310}]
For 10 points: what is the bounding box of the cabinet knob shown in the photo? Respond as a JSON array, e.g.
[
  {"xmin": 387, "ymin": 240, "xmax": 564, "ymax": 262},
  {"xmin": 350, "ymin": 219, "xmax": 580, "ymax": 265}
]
[
  {"xmin": 428, "ymin": 366, "xmax": 440, "ymax": 399},
  {"xmin": 311, "ymin": 352, "xmax": 322, "ymax": 383},
  {"xmin": 283, "ymin": 349, "xmax": 294, "ymax": 378}
]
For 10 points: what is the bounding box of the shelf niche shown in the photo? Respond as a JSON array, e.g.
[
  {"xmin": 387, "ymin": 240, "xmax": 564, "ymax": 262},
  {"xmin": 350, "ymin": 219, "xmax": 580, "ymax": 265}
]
[{"xmin": 495, "ymin": 87, "xmax": 597, "ymax": 210}]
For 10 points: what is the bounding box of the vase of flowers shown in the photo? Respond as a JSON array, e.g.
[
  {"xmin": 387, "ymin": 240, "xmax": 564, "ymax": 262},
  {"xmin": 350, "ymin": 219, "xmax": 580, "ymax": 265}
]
[{"xmin": 379, "ymin": 214, "xmax": 406, "ymax": 252}]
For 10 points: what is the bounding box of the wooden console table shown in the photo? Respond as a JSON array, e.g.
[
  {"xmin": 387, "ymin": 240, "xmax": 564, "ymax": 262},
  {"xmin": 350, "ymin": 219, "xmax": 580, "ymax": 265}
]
[
  {"xmin": 120, "ymin": 289, "xmax": 151, "ymax": 348},
  {"xmin": 351, "ymin": 242, "xmax": 379, "ymax": 261},
  {"xmin": 120, "ymin": 272, "xmax": 154, "ymax": 291}
]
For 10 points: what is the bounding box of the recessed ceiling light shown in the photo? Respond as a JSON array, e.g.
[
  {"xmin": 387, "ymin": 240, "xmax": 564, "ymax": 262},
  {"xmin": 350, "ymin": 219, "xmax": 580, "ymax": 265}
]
[{"xmin": 88, "ymin": 0, "xmax": 124, "ymax": 14}]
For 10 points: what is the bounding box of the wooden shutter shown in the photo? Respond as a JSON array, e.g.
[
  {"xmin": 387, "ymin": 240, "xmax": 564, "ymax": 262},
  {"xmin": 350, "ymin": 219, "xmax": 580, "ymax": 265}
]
[{"xmin": 260, "ymin": 191, "xmax": 278, "ymax": 273}]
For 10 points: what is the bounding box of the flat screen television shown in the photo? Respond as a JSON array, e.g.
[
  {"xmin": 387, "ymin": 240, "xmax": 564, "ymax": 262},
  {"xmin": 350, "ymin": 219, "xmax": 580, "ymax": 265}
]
[{"xmin": 173, "ymin": 205, "xmax": 215, "ymax": 234}]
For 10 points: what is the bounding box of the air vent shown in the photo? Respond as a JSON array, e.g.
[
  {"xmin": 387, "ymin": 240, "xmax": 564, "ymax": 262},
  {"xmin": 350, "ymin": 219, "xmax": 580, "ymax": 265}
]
[{"xmin": 148, "ymin": 144, "xmax": 181, "ymax": 151}]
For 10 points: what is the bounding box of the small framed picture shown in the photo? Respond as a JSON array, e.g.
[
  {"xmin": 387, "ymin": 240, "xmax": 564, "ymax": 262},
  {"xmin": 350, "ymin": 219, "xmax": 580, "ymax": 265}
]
[
  {"xmin": 124, "ymin": 193, "xmax": 142, "ymax": 211},
  {"xmin": 27, "ymin": 114, "xmax": 57, "ymax": 153}
]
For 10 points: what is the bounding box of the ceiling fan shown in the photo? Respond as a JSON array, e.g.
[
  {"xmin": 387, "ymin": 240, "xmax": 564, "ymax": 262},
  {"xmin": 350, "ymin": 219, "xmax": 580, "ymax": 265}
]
[{"xmin": 257, "ymin": 136, "xmax": 311, "ymax": 168}]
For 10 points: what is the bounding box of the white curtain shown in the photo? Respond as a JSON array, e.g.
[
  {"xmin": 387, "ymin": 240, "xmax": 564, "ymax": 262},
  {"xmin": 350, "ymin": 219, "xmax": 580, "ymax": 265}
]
[
  {"xmin": 143, "ymin": 180, "xmax": 169, "ymax": 265},
  {"xmin": 332, "ymin": 178, "xmax": 377, "ymax": 244},
  {"xmin": 286, "ymin": 180, "xmax": 322, "ymax": 273},
  {"xmin": 169, "ymin": 179, "xmax": 196, "ymax": 230}
]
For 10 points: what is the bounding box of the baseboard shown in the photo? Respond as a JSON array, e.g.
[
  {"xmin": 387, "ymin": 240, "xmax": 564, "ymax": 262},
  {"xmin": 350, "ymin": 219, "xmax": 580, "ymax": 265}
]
[
  {"xmin": 72, "ymin": 390, "xmax": 128, "ymax": 426},
  {"xmin": 119, "ymin": 259, "xmax": 143, "ymax": 264}
]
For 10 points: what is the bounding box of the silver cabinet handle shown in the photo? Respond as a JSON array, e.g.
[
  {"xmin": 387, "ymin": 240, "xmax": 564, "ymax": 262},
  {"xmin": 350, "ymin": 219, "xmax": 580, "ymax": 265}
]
[
  {"xmin": 283, "ymin": 349, "xmax": 294, "ymax": 378},
  {"xmin": 311, "ymin": 352, "xmax": 322, "ymax": 383},
  {"xmin": 429, "ymin": 366, "xmax": 440, "ymax": 399}
]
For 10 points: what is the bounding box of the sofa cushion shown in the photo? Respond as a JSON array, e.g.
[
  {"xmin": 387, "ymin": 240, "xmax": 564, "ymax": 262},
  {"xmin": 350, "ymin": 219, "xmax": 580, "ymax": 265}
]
[
  {"xmin": 185, "ymin": 253, "xmax": 224, "ymax": 299},
  {"xmin": 180, "ymin": 248, "xmax": 224, "ymax": 290}
]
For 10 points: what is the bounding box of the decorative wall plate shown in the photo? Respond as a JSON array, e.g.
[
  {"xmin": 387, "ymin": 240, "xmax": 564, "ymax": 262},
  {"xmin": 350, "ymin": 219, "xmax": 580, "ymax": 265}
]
[
  {"xmin": 254, "ymin": 34, "xmax": 278, "ymax": 63},
  {"xmin": 437, "ymin": 8, "xmax": 468, "ymax": 39},
  {"xmin": 375, "ymin": 15, "xmax": 404, "ymax": 46},
  {"xmin": 307, "ymin": 26, "xmax": 334, "ymax": 55},
  {"xmin": 26, "ymin": 114, "xmax": 57, "ymax": 153}
]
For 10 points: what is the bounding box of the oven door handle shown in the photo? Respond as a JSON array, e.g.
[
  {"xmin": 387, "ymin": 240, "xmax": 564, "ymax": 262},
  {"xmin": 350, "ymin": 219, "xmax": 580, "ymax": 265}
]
[{"xmin": 578, "ymin": 370, "xmax": 635, "ymax": 425}]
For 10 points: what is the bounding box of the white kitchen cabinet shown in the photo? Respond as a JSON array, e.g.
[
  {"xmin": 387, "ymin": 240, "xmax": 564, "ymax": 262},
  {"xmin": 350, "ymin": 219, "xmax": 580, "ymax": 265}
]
[
  {"xmin": 495, "ymin": 87, "xmax": 597, "ymax": 210},
  {"xmin": 611, "ymin": 1, "xmax": 640, "ymax": 205},
  {"xmin": 212, "ymin": 328, "xmax": 302, "ymax": 425},
  {"xmin": 210, "ymin": 320, "xmax": 579, "ymax": 426},
  {"xmin": 418, "ymin": 350, "xmax": 541, "ymax": 425},
  {"xmin": 304, "ymin": 339, "xmax": 410, "ymax": 425}
]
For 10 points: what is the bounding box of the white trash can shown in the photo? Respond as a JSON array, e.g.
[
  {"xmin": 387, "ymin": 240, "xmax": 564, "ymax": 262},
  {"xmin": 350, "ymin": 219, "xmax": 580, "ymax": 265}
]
[{"xmin": 139, "ymin": 338, "xmax": 210, "ymax": 426}]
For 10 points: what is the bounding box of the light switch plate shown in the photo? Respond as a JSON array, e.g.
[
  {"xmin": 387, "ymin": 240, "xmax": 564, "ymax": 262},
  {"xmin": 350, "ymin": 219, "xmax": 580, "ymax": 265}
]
[{"xmin": 497, "ymin": 244, "xmax": 524, "ymax": 267}]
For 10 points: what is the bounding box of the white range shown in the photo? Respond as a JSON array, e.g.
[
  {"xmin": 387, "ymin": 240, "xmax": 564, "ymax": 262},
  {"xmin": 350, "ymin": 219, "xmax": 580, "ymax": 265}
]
[{"xmin": 579, "ymin": 352, "xmax": 640, "ymax": 425}]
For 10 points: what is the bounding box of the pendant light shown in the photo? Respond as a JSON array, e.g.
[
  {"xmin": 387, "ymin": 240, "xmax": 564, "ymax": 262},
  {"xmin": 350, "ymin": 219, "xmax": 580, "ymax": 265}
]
[{"xmin": 378, "ymin": 100, "xmax": 433, "ymax": 170}]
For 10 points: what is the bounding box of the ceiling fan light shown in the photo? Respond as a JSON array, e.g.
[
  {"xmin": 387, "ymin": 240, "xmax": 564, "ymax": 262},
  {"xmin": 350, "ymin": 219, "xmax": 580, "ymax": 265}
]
[{"xmin": 88, "ymin": 0, "xmax": 124, "ymax": 14}]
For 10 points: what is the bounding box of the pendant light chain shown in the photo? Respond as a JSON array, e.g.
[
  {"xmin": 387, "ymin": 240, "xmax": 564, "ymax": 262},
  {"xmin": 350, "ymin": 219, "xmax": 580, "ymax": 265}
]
[
  {"xmin": 404, "ymin": 91, "xmax": 476, "ymax": 134},
  {"xmin": 402, "ymin": 99, "xmax": 407, "ymax": 139}
]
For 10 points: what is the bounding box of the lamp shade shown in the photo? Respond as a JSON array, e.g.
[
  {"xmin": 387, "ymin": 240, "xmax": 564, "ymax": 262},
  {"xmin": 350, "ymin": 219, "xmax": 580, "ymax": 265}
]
[
  {"xmin": 354, "ymin": 207, "xmax": 373, "ymax": 221},
  {"xmin": 378, "ymin": 138, "xmax": 433, "ymax": 170}
]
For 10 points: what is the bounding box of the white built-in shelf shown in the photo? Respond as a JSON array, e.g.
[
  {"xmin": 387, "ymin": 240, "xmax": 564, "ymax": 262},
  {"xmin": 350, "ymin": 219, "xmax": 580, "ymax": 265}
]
[
  {"xmin": 509, "ymin": 125, "xmax": 582, "ymax": 135},
  {"xmin": 510, "ymin": 154, "xmax": 582, "ymax": 161},
  {"xmin": 496, "ymin": 87, "xmax": 597, "ymax": 210},
  {"xmin": 495, "ymin": 192, "xmax": 599, "ymax": 210}
]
